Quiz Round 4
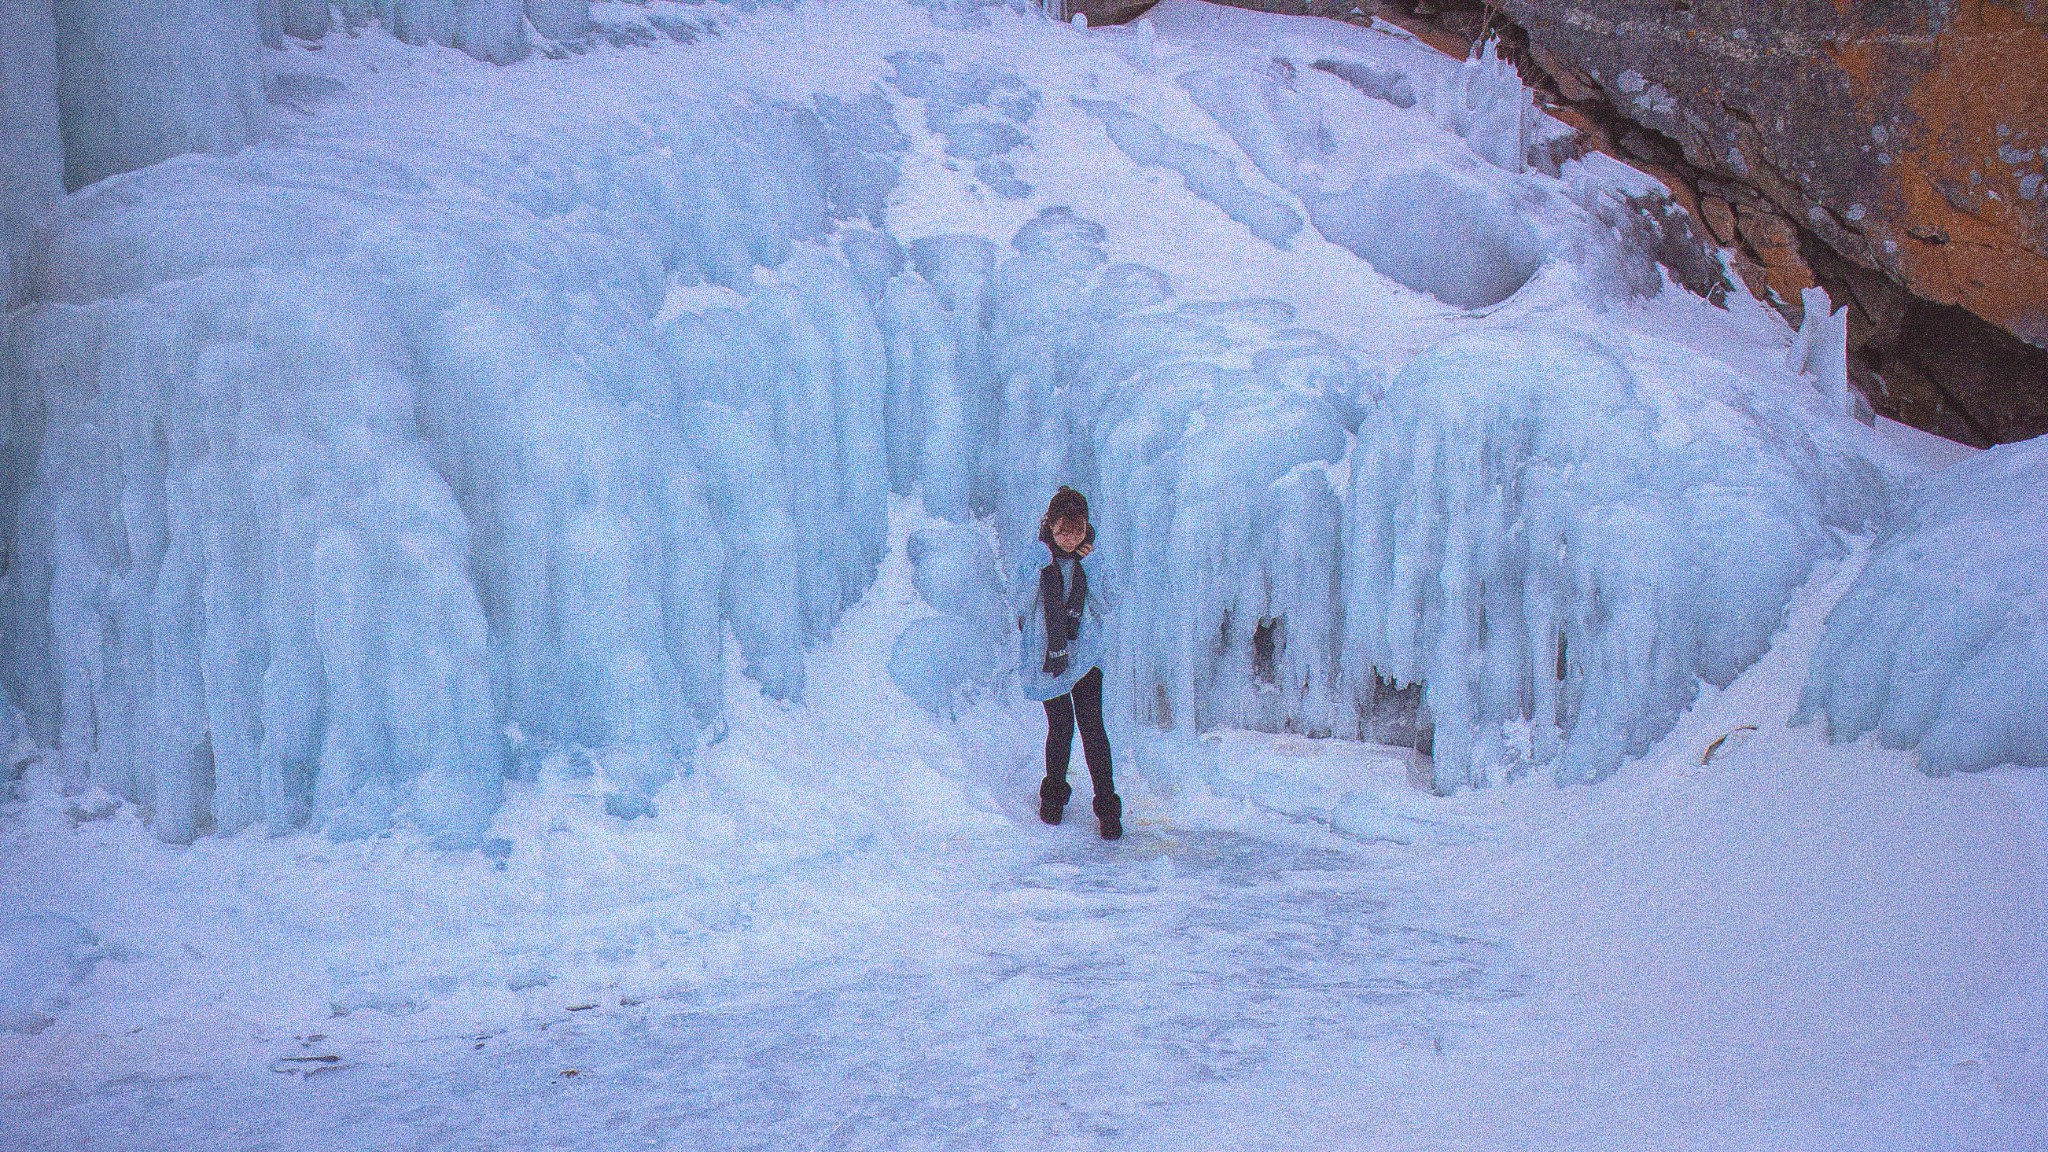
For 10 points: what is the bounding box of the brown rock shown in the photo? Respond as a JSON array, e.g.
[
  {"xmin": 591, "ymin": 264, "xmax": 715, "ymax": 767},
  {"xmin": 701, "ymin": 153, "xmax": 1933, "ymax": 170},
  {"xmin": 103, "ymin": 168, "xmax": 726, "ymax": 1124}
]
[
  {"xmin": 1698, "ymin": 195, "xmax": 1737, "ymax": 247},
  {"xmin": 1525, "ymin": 40, "xmax": 1601, "ymax": 103},
  {"xmin": 1299, "ymin": 0, "xmax": 2048, "ymax": 442},
  {"xmin": 1735, "ymin": 203, "xmax": 1818, "ymax": 317},
  {"xmin": 1494, "ymin": 0, "xmax": 2048, "ymax": 439},
  {"xmin": 1804, "ymin": 235, "xmax": 2048, "ymax": 444},
  {"xmin": 1729, "ymin": 249, "xmax": 1773, "ymax": 307}
]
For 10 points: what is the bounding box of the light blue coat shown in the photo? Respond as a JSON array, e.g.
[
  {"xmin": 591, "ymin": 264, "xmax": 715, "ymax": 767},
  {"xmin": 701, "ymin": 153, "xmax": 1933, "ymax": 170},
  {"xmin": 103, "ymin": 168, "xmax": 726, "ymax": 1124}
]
[{"xmin": 1014, "ymin": 551, "xmax": 1111, "ymax": 702}]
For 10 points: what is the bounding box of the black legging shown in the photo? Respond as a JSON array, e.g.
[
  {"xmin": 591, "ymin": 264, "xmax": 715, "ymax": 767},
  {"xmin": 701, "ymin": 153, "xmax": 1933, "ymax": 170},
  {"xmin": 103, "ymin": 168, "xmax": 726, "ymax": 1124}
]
[{"xmin": 1043, "ymin": 666, "xmax": 1114, "ymax": 805}]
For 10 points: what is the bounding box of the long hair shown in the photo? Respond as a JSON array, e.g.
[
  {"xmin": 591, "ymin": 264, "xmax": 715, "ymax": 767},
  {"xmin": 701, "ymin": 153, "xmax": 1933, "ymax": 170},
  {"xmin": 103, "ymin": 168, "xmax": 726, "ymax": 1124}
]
[{"xmin": 1037, "ymin": 486, "xmax": 1094, "ymax": 550}]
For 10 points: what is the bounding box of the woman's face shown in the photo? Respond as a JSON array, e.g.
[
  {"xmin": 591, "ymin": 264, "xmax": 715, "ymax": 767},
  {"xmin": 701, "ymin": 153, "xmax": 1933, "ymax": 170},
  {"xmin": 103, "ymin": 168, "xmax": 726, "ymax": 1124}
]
[{"xmin": 1051, "ymin": 515, "xmax": 1088, "ymax": 553}]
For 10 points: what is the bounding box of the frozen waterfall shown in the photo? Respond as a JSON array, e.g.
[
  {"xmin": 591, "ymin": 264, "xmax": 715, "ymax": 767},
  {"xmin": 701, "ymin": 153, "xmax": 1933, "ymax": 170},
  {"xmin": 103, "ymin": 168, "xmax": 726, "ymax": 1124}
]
[{"xmin": 0, "ymin": 0, "xmax": 1948, "ymax": 848}]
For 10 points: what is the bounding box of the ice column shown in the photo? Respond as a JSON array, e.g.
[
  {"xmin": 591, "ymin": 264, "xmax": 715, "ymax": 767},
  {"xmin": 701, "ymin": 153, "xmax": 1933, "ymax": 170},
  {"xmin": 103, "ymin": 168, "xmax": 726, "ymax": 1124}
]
[
  {"xmin": 0, "ymin": 0, "xmax": 61, "ymax": 307},
  {"xmin": 1344, "ymin": 327, "xmax": 1846, "ymax": 790},
  {"xmin": 1432, "ymin": 39, "xmax": 1533, "ymax": 174},
  {"xmin": 50, "ymin": 0, "xmax": 266, "ymax": 190},
  {"xmin": 1787, "ymin": 286, "xmax": 1856, "ymax": 419}
]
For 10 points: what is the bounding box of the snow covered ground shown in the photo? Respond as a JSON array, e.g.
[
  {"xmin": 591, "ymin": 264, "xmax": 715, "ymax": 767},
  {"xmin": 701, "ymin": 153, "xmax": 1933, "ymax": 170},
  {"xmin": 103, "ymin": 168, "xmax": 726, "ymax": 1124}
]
[
  {"xmin": 3, "ymin": 0, "xmax": 2045, "ymax": 1145},
  {"xmin": 5, "ymin": 497, "xmax": 2045, "ymax": 1150}
]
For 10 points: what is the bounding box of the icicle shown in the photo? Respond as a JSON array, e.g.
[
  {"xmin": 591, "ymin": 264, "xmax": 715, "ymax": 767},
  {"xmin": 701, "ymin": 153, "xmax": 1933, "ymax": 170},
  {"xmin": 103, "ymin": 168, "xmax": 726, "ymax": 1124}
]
[{"xmin": 1786, "ymin": 286, "xmax": 1863, "ymax": 422}]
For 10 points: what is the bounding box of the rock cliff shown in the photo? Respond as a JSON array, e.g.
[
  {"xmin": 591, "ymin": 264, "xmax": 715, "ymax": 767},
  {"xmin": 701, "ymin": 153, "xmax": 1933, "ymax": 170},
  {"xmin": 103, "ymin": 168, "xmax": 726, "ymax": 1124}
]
[{"xmin": 1207, "ymin": 0, "xmax": 2048, "ymax": 444}]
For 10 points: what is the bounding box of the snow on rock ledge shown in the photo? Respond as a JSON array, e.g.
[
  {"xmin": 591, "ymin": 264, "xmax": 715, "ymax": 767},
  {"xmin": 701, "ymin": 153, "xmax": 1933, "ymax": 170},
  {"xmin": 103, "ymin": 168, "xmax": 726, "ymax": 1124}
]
[{"xmin": 1797, "ymin": 435, "xmax": 2048, "ymax": 774}]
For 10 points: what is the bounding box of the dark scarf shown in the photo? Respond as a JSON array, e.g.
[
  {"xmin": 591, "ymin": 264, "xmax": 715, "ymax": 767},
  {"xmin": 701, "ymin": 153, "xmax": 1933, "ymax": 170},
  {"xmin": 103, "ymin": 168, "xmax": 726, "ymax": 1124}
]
[{"xmin": 1038, "ymin": 551, "xmax": 1088, "ymax": 677}]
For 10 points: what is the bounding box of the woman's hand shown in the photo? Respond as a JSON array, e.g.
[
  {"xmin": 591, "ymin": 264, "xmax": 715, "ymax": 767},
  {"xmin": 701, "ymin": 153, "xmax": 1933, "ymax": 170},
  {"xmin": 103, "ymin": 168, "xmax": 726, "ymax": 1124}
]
[{"xmin": 1074, "ymin": 541, "xmax": 1092, "ymax": 559}]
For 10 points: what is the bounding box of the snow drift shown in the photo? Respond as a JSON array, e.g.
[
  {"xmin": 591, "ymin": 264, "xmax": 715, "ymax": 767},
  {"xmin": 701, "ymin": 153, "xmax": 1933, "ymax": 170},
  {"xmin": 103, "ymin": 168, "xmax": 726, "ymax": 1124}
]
[{"xmin": 0, "ymin": 912, "xmax": 99, "ymax": 1034}]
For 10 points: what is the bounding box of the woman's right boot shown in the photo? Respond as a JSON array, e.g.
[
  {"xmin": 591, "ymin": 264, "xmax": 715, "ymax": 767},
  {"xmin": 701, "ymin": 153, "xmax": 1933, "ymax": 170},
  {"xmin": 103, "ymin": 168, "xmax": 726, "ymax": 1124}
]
[
  {"xmin": 1094, "ymin": 792, "xmax": 1123, "ymax": 840},
  {"xmin": 1039, "ymin": 777, "xmax": 1073, "ymax": 825}
]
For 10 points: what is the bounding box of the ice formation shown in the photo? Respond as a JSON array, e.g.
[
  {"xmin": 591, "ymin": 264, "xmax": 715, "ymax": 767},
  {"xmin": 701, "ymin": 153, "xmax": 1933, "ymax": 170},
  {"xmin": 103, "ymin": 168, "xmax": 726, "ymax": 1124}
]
[
  {"xmin": 886, "ymin": 50, "xmax": 1039, "ymax": 199},
  {"xmin": 0, "ymin": 0, "xmax": 604, "ymax": 286},
  {"xmin": 51, "ymin": 0, "xmax": 267, "ymax": 189},
  {"xmin": 0, "ymin": 0, "xmax": 1927, "ymax": 848},
  {"xmin": 1, "ymin": 83, "xmax": 906, "ymax": 842},
  {"xmin": 1309, "ymin": 57, "xmax": 1416, "ymax": 110},
  {"xmin": 1344, "ymin": 328, "xmax": 1876, "ymax": 790},
  {"xmin": 1064, "ymin": 293, "xmax": 1366, "ymax": 737},
  {"xmin": 1785, "ymin": 285, "xmax": 1858, "ymax": 419},
  {"xmin": 0, "ymin": 676, "xmax": 22, "ymax": 775},
  {"xmin": 905, "ymin": 525, "xmax": 1009, "ymax": 638},
  {"xmin": 1428, "ymin": 38, "xmax": 1535, "ymax": 174},
  {"xmin": 868, "ymin": 196, "xmax": 1869, "ymax": 795},
  {"xmin": 888, "ymin": 527, "xmax": 1009, "ymax": 717},
  {"xmin": 0, "ymin": 3, "xmax": 57, "ymax": 310},
  {"xmin": 1307, "ymin": 166, "xmax": 1546, "ymax": 309},
  {"xmin": 268, "ymin": 0, "xmax": 590, "ymax": 60},
  {"xmin": 1797, "ymin": 434, "xmax": 2048, "ymax": 774},
  {"xmin": 1176, "ymin": 61, "xmax": 1554, "ymax": 308},
  {"xmin": 3, "ymin": 268, "xmax": 507, "ymax": 842}
]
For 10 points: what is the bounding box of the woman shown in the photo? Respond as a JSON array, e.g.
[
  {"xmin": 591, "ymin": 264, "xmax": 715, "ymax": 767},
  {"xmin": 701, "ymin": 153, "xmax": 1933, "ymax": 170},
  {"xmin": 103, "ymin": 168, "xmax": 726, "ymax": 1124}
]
[{"xmin": 1016, "ymin": 487, "xmax": 1120, "ymax": 840}]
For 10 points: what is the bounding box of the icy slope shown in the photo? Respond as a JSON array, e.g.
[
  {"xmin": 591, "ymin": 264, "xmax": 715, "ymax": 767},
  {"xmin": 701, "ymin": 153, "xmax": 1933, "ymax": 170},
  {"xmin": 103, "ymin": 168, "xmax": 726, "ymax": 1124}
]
[{"xmin": 0, "ymin": 0, "xmax": 1909, "ymax": 845}]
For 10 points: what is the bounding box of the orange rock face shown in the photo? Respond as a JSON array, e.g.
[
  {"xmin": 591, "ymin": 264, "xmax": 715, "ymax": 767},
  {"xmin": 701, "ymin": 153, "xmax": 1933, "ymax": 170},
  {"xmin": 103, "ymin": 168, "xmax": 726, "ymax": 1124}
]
[
  {"xmin": 1491, "ymin": 0, "xmax": 2048, "ymax": 441},
  {"xmin": 1224, "ymin": 0, "xmax": 2047, "ymax": 438},
  {"xmin": 1870, "ymin": 0, "xmax": 2048, "ymax": 349}
]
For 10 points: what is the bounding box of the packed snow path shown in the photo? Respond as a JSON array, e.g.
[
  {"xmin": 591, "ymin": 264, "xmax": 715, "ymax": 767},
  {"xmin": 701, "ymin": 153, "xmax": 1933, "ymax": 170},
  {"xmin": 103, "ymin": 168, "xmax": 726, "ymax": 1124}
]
[{"xmin": 104, "ymin": 835, "xmax": 1517, "ymax": 1151}]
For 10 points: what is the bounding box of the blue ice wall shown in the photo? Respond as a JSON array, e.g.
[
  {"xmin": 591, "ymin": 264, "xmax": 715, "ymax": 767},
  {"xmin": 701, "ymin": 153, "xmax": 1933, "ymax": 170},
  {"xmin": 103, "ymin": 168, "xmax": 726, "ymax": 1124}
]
[
  {"xmin": 52, "ymin": 0, "xmax": 267, "ymax": 190},
  {"xmin": 0, "ymin": 10, "xmax": 1923, "ymax": 849},
  {"xmin": 0, "ymin": 0, "xmax": 62, "ymax": 307},
  {"xmin": 1797, "ymin": 435, "xmax": 2048, "ymax": 775},
  {"xmin": 0, "ymin": 94, "xmax": 889, "ymax": 843}
]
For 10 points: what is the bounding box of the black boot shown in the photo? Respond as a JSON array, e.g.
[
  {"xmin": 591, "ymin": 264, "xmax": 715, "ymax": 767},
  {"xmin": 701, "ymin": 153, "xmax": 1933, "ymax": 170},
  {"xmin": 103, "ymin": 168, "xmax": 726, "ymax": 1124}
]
[
  {"xmin": 1039, "ymin": 778, "xmax": 1073, "ymax": 825},
  {"xmin": 1094, "ymin": 792, "xmax": 1123, "ymax": 841}
]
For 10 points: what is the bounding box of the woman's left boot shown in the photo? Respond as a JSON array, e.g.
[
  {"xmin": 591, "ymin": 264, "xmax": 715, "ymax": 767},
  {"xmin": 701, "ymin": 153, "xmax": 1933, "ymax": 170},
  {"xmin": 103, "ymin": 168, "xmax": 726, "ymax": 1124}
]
[{"xmin": 1094, "ymin": 793, "xmax": 1123, "ymax": 840}]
